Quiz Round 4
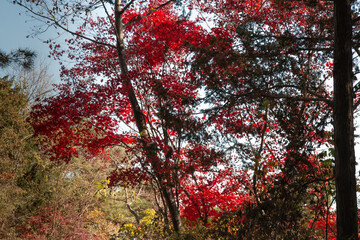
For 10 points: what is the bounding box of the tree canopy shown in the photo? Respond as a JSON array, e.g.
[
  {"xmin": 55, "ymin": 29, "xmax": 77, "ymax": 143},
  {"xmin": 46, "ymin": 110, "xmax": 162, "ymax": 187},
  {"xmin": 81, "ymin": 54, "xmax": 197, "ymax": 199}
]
[{"xmin": 6, "ymin": 0, "xmax": 360, "ymax": 239}]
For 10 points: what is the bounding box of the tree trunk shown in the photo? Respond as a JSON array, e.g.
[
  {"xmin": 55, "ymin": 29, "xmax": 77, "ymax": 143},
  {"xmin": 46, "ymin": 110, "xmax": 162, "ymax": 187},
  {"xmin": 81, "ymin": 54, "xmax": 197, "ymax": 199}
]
[
  {"xmin": 334, "ymin": 0, "xmax": 358, "ymax": 239},
  {"xmin": 114, "ymin": 0, "xmax": 183, "ymax": 234}
]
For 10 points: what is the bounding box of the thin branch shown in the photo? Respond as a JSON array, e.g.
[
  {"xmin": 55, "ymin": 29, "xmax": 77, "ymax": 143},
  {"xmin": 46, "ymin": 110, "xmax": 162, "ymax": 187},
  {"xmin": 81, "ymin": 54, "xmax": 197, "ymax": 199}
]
[
  {"xmin": 262, "ymin": 93, "xmax": 333, "ymax": 106},
  {"xmin": 296, "ymin": 47, "xmax": 332, "ymax": 52},
  {"xmin": 16, "ymin": 2, "xmax": 116, "ymax": 49},
  {"xmin": 179, "ymin": 184, "xmax": 206, "ymax": 224},
  {"xmin": 125, "ymin": 188, "xmax": 141, "ymax": 224},
  {"xmin": 354, "ymin": 99, "xmax": 360, "ymax": 110},
  {"xmin": 353, "ymin": 16, "xmax": 360, "ymax": 24},
  {"xmin": 101, "ymin": 0, "xmax": 117, "ymax": 34},
  {"xmin": 119, "ymin": 0, "xmax": 137, "ymax": 16},
  {"xmin": 124, "ymin": 0, "xmax": 176, "ymax": 28},
  {"xmin": 88, "ymin": 121, "xmax": 135, "ymax": 150}
]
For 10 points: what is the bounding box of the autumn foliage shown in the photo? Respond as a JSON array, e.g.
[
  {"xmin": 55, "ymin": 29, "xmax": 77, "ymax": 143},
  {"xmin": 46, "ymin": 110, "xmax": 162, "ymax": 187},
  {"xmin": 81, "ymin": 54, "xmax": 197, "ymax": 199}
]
[{"xmin": 13, "ymin": 0, "xmax": 355, "ymax": 238}]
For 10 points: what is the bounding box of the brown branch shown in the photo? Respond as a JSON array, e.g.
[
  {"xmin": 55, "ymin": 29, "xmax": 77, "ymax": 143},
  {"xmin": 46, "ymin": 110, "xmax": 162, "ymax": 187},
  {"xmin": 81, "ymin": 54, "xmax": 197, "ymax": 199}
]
[
  {"xmin": 296, "ymin": 47, "xmax": 332, "ymax": 52},
  {"xmin": 125, "ymin": 188, "xmax": 141, "ymax": 224},
  {"xmin": 16, "ymin": 1, "xmax": 116, "ymax": 49},
  {"xmin": 119, "ymin": 0, "xmax": 137, "ymax": 16},
  {"xmin": 262, "ymin": 93, "xmax": 333, "ymax": 106},
  {"xmin": 354, "ymin": 99, "xmax": 360, "ymax": 111},
  {"xmin": 179, "ymin": 184, "xmax": 206, "ymax": 224},
  {"xmin": 124, "ymin": 0, "xmax": 176, "ymax": 28},
  {"xmin": 353, "ymin": 16, "xmax": 360, "ymax": 24}
]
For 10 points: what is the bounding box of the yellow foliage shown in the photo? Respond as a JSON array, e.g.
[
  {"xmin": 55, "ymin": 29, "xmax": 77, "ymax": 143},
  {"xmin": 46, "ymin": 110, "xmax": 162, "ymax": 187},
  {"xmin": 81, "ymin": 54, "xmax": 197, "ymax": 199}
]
[
  {"xmin": 139, "ymin": 208, "xmax": 156, "ymax": 225},
  {"xmin": 86, "ymin": 208, "xmax": 119, "ymax": 239},
  {"xmin": 121, "ymin": 223, "xmax": 134, "ymax": 230}
]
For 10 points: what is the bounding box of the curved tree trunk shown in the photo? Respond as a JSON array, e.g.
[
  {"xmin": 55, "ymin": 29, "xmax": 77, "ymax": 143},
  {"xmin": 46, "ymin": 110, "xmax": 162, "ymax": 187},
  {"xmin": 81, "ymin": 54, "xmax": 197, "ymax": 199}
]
[{"xmin": 114, "ymin": 0, "xmax": 183, "ymax": 234}]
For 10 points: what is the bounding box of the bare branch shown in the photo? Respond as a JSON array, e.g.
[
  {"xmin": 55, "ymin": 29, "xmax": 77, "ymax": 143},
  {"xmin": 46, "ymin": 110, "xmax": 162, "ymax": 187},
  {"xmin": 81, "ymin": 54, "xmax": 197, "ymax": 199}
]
[
  {"xmin": 15, "ymin": 1, "xmax": 116, "ymax": 49},
  {"xmin": 119, "ymin": 0, "xmax": 137, "ymax": 16},
  {"xmin": 262, "ymin": 93, "xmax": 333, "ymax": 106}
]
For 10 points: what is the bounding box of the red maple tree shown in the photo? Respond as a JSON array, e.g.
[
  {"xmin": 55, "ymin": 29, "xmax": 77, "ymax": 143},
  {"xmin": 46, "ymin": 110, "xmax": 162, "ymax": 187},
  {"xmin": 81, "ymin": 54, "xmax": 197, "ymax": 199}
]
[{"xmin": 22, "ymin": 0, "xmax": 344, "ymax": 237}]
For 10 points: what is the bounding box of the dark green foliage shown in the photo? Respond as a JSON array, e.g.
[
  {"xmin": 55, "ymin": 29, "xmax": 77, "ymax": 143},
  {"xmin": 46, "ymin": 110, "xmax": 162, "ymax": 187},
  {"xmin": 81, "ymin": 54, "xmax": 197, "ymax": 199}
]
[
  {"xmin": 0, "ymin": 76, "xmax": 38, "ymax": 237},
  {"xmin": 0, "ymin": 48, "xmax": 36, "ymax": 70}
]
